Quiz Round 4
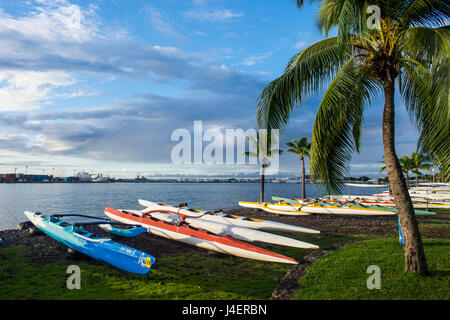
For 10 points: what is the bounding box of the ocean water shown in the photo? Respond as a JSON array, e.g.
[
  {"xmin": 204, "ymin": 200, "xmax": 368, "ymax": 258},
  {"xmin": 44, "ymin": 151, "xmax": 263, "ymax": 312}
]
[{"xmin": 0, "ymin": 182, "xmax": 385, "ymax": 231}]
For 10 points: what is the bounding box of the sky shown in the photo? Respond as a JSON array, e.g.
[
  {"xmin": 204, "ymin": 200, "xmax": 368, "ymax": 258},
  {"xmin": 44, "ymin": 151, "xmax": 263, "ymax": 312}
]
[{"xmin": 0, "ymin": 0, "xmax": 421, "ymax": 178}]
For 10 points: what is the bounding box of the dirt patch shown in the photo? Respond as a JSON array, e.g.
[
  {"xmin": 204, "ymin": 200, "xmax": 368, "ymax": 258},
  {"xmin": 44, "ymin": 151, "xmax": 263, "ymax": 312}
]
[{"xmin": 270, "ymin": 240, "xmax": 359, "ymax": 300}]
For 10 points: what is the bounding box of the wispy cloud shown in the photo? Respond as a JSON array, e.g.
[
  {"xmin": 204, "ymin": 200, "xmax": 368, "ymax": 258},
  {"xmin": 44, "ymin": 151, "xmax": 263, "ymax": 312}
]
[
  {"xmin": 183, "ymin": 9, "xmax": 244, "ymax": 22},
  {"xmin": 293, "ymin": 40, "xmax": 308, "ymax": 49},
  {"xmin": 239, "ymin": 52, "xmax": 273, "ymax": 66},
  {"xmin": 145, "ymin": 6, "xmax": 186, "ymax": 41}
]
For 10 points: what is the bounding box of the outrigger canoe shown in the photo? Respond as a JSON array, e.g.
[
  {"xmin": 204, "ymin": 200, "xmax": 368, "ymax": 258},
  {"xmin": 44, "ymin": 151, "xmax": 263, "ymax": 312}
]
[
  {"xmin": 139, "ymin": 200, "xmax": 318, "ymax": 233},
  {"xmin": 24, "ymin": 211, "xmax": 155, "ymax": 274},
  {"xmin": 321, "ymin": 197, "xmax": 450, "ymax": 210},
  {"xmin": 240, "ymin": 198, "xmax": 403, "ymax": 216},
  {"xmin": 238, "ymin": 201, "xmax": 311, "ymax": 216},
  {"xmin": 104, "ymin": 207, "xmax": 306, "ymax": 264},
  {"xmin": 272, "ymin": 197, "xmax": 435, "ymax": 215}
]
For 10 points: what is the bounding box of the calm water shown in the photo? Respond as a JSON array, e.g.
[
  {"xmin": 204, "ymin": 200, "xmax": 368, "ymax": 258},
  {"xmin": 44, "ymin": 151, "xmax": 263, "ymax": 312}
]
[{"xmin": 0, "ymin": 182, "xmax": 384, "ymax": 231}]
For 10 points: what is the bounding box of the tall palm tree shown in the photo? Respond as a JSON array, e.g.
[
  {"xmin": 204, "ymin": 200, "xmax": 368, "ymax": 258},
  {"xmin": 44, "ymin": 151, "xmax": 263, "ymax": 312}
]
[
  {"xmin": 410, "ymin": 152, "xmax": 432, "ymax": 187},
  {"xmin": 257, "ymin": 1, "xmax": 448, "ymax": 274},
  {"xmin": 286, "ymin": 137, "xmax": 311, "ymax": 199},
  {"xmin": 245, "ymin": 131, "xmax": 282, "ymax": 202}
]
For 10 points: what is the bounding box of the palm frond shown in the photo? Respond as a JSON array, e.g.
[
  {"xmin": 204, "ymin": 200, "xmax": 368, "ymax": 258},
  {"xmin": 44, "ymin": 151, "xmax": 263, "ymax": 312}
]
[
  {"xmin": 400, "ymin": 0, "xmax": 450, "ymax": 27},
  {"xmin": 257, "ymin": 37, "xmax": 347, "ymax": 132},
  {"xmin": 310, "ymin": 58, "xmax": 380, "ymax": 193},
  {"xmin": 400, "ymin": 27, "xmax": 450, "ymax": 182}
]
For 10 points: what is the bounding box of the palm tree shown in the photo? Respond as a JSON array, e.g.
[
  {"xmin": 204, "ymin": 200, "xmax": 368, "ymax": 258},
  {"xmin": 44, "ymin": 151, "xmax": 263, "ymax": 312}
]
[
  {"xmin": 410, "ymin": 152, "xmax": 432, "ymax": 187},
  {"xmin": 245, "ymin": 131, "xmax": 282, "ymax": 202},
  {"xmin": 257, "ymin": 1, "xmax": 448, "ymax": 275},
  {"xmin": 286, "ymin": 137, "xmax": 311, "ymax": 199},
  {"xmin": 379, "ymin": 155, "xmax": 413, "ymax": 186},
  {"xmin": 399, "ymin": 155, "xmax": 413, "ymax": 187}
]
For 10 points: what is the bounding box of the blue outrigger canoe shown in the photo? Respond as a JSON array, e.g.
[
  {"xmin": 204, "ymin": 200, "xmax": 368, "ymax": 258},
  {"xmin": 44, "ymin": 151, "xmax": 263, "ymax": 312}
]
[{"xmin": 24, "ymin": 211, "xmax": 155, "ymax": 274}]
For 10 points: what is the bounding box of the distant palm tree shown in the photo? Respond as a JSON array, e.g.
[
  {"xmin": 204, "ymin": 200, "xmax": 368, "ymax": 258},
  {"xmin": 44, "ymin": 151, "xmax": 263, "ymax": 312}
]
[
  {"xmin": 286, "ymin": 137, "xmax": 311, "ymax": 199},
  {"xmin": 257, "ymin": 1, "xmax": 449, "ymax": 274},
  {"xmin": 379, "ymin": 155, "xmax": 413, "ymax": 186},
  {"xmin": 410, "ymin": 152, "xmax": 432, "ymax": 187},
  {"xmin": 245, "ymin": 131, "xmax": 282, "ymax": 202},
  {"xmin": 399, "ymin": 155, "xmax": 413, "ymax": 187}
]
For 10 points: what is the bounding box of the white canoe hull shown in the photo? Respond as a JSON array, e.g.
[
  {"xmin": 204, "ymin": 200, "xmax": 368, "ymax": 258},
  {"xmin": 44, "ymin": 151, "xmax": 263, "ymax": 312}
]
[
  {"xmin": 199, "ymin": 214, "xmax": 319, "ymax": 234},
  {"xmin": 143, "ymin": 200, "xmax": 318, "ymax": 233},
  {"xmin": 105, "ymin": 209, "xmax": 298, "ymax": 264}
]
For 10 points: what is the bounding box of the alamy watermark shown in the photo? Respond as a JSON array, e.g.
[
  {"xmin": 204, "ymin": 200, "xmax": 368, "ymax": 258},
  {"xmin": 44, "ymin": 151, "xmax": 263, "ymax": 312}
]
[
  {"xmin": 67, "ymin": 265, "xmax": 81, "ymax": 290},
  {"xmin": 170, "ymin": 121, "xmax": 280, "ymax": 174},
  {"xmin": 366, "ymin": 265, "xmax": 381, "ymax": 290},
  {"xmin": 366, "ymin": 5, "xmax": 381, "ymax": 30}
]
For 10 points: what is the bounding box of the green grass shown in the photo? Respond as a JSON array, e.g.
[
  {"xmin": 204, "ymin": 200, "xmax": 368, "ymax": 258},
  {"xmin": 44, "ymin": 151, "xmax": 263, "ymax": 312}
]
[
  {"xmin": 295, "ymin": 238, "xmax": 450, "ymax": 300},
  {"xmin": 0, "ymin": 233, "xmax": 354, "ymax": 300},
  {"xmin": 1, "ymin": 229, "xmax": 448, "ymax": 300}
]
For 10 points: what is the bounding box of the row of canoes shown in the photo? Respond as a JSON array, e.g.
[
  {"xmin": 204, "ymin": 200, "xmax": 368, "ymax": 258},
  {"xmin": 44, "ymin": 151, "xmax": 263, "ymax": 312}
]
[
  {"xmin": 21, "ymin": 190, "xmax": 445, "ymax": 273},
  {"xmin": 239, "ymin": 196, "xmax": 439, "ymax": 216},
  {"xmin": 23, "ymin": 200, "xmax": 322, "ymax": 271}
]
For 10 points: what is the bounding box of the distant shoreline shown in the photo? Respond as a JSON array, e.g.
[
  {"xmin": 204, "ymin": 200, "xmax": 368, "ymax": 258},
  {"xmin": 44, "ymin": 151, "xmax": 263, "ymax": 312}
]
[{"xmin": 0, "ymin": 180, "xmax": 311, "ymax": 184}]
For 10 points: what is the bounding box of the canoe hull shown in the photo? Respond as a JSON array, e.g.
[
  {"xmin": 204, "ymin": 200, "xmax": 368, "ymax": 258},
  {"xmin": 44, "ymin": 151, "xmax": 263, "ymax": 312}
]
[
  {"xmin": 105, "ymin": 207, "xmax": 299, "ymax": 264},
  {"xmin": 238, "ymin": 201, "xmax": 310, "ymax": 216},
  {"xmin": 141, "ymin": 200, "xmax": 319, "ymax": 233},
  {"xmin": 24, "ymin": 211, "xmax": 155, "ymax": 274}
]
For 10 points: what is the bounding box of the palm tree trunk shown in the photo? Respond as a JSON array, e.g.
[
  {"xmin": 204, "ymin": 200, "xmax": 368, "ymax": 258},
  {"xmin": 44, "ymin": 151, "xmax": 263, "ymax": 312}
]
[
  {"xmin": 382, "ymin": 74, "xmax": 428, "ymax": 275},
  {"xmin": 260, "ymin": 165, "xmax": 265, "ymax": 202},
  {"xmin": 416, "ymin": 174, "xmax": 419, "ymax": 187},
  {"xmin": 301, "ymin": 156, "xmax": 306, "ymax": 199}
]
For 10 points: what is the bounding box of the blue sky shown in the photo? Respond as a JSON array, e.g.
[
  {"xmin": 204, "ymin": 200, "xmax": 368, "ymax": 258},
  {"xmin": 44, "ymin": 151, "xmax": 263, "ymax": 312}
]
[{"xmin": 0, "ymin": 0, "xmax": 421, "ymax": 178}]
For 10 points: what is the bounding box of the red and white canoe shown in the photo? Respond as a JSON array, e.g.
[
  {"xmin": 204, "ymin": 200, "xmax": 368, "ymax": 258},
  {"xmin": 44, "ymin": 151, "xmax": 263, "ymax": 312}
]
[{"xmin": 104, "ymin": 207, "xmax": 299, "ymax": 264}]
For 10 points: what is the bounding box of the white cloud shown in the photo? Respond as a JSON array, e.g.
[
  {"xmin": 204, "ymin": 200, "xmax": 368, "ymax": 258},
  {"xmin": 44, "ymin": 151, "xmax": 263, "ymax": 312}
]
[
  {"xmin": 0, "ymin": 70, "xmax": 76, "ymax": 111},
  {"xmin": 184, "ymin": 9, "xmax": 244, "ymax": 22},
  {"xmin": 146, "ymin": 7, "xmax": 185, "ymax": 41},
  {"xmin": 0, "ymin": 0, "xmax": 98, "ymax": 44},
  {"xmin": 240, "ymin": 52, "xmax": 273, "ymax": 66},
  {"xmin": 293, "ymin": 41, "xmax": 308, "ymax": 49},
  {"xmin": 0, "ymin": 0, "xmax": 102, "ymax": 111}
]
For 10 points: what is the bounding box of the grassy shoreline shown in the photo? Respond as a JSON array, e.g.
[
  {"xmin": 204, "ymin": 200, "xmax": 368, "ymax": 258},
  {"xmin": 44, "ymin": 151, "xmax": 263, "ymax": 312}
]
[
  {"xmin": 296, "ymin": 238, "xmax": 450, "ymax": 300},
  {"xmin": 0, "ymin": 209, "xmax": 448, "ymax": 300}
]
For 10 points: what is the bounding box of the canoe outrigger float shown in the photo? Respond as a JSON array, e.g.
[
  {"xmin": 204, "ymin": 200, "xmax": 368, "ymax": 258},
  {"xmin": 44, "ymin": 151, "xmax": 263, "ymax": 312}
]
[
  {"xmin": 24, "ymin": 211, "xmax": 156, "ymax": 274},
  {"xmin": 105, "ymin": 203, "xmax": 319, "ymax": 264}
]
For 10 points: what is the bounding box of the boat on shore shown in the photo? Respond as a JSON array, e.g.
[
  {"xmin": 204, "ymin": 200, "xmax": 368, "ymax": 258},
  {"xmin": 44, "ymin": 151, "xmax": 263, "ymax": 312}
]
[
  {"xmin": 322, "ymin": 196, "xmax": 450, "ymax": 209},
  {"xmin": 139, "ymin": 200, "xmax": 318, "ymax": 233},
  {"xmin": 24, "ymin": 211, "xmax": 155, "ymax": 274},
  {"xmin": 238, "ymin": 201, "xmax": 311, "ymax": 216},
  {"xmin": 271, "ymin": 197, "xmax": 436, "ymax": 215},
  {"xmin": 104, "ymin": 206, "xmax": 306, "ymax": 264}
]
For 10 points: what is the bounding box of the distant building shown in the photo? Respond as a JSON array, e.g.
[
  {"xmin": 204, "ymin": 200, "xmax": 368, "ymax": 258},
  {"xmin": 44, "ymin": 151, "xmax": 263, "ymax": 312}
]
[
  {"xmin": 0, "ymin": 173, "xmax": 51, "ymax": 183},
  {"xmin": 77, "ymin": 172, "xmax": 91, "ymax": 182}
]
